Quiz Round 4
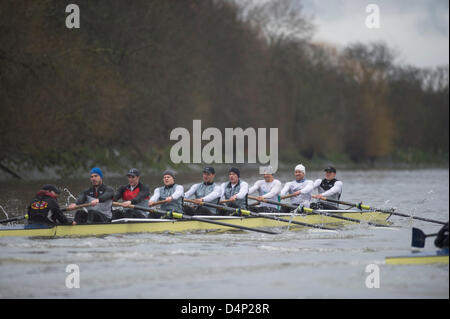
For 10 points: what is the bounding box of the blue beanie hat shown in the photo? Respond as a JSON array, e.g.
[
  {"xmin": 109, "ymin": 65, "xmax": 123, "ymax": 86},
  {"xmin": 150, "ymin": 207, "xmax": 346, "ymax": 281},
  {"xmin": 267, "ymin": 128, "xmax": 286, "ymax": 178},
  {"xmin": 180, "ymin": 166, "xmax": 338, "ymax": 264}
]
[{"xmin": 90, "ymin": 167, "xmax": 103, "ymax": 179}]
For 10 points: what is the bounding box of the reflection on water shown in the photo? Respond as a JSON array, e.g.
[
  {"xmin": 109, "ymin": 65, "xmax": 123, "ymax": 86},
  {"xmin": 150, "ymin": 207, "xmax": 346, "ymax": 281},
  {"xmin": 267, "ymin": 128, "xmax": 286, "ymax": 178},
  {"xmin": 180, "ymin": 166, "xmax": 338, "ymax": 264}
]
[{"xmin": 0, "ymin": 169, "xmax": 448, "ymax": 298}]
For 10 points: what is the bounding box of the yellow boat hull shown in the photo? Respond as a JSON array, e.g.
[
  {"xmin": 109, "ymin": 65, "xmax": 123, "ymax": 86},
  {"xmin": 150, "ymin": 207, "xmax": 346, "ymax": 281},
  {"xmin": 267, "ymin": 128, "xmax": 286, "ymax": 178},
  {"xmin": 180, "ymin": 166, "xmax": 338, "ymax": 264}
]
[
  {"xmin": 0, "ymin": 211, "xmax": 390, "ymax": 238},
  {"xmin": 385, "ymin": 250, "xmax": 449, "ymax": 265}
]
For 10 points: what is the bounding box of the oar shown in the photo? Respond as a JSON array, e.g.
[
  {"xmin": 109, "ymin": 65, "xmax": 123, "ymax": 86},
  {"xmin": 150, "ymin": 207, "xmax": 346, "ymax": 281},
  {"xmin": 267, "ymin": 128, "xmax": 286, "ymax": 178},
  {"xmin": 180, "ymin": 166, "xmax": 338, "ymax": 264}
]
[
  {"xmin": 112, "ymin": 202, "xmax": 277, "ymax": 235},
  {"xmin": 321, "ymin": 197, "xmax": 447, "ymax": 225},
  {"xmin": 411, "ymin": 227, "xmax": 438, "ymax": 248},
  {"xmin": 248, "ymin": 196, "xmax": 390, "ymax": 228},
  {"xmin": 185, "ymin": 198, "xmax": 336, "ymax": 231},
  {"xmin": 0, "ymin": 216, "xmax": 26, "ymax": 224},
  {"xmin": 280, "ymin": 193, "xmax": 298, "ymax": 200}
]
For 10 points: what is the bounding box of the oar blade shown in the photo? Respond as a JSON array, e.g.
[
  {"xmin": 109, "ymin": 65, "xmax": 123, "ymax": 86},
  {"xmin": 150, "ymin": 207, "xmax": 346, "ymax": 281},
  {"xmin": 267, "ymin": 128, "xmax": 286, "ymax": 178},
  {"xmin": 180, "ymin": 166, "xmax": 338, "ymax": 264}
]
[{"xmin": 411, "ymin": 227, "xmax": 426, "ymax": 248}]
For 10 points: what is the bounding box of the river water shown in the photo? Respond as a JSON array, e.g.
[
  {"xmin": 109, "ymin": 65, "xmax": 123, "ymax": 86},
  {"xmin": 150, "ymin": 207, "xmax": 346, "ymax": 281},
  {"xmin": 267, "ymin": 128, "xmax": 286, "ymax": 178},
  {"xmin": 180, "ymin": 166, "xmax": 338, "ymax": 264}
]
[{"xmin": 0, "ymin": 168, "xmax": 448, "ymax": 299}]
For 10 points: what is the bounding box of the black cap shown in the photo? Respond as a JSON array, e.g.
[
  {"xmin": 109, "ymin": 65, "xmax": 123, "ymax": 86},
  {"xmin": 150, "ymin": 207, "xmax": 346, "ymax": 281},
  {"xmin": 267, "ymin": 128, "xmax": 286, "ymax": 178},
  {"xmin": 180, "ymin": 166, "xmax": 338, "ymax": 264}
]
[
  {"xmin": 203, "ymin": 167, "xmax": 215, "ymax": 174},
  {"xmin": 324, "ymin": 166, "xmax": 336, "ymax": 173},
  {"xmin": 126, "ymin": 168, "xmax": 140, "ymax": 177},
  {"xmin": 163, "ymin": 170, "xmax": 175, "ymax": 178},
  {"xmin": 42, "ymin": 184, "xmax": 61, "ymax": 194},
  {"xmin": 228, "ymin": 167, "xmax": 240, "ymax": 178}
]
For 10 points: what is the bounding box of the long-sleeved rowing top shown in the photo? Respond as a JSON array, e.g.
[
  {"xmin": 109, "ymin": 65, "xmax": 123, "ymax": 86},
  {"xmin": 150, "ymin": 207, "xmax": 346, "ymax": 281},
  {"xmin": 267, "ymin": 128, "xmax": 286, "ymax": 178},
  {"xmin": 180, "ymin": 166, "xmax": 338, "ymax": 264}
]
[
  {"xmin": 313, "ymin": 178, "xmax": 343, "ymax": 208},
  {"xmin": 184, "ymin": 182, "xmax": 222, "ymax": 214},
  {"xmin": 248, "ymin": 179, "xmax": 282, "ymax": 208},
  {"xmin": 75, "ymin": 183, "xmax": 114, "ymax": 219},
  {"xmin": 220, "ymin": 180, "xmax": 249, "ymax": 209},
  {"xmin": 114, "ymin": 182, "xmax": 150, "ymax": 206},
  {"xmin": 280, "ymin": 179, "xmax": 314, "ymax": 207},
  {"xmin": 150, "ymin": 184, "xmax": 184, "ymax": 213}
]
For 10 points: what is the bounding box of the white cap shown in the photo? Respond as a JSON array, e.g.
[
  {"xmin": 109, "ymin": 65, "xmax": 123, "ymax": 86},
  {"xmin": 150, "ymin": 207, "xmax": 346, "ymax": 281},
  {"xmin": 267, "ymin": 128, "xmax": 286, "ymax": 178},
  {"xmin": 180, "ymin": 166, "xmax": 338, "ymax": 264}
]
[
  {"xmin": 261, "ymin": 166, "xmax": 274, "ymax": 174},
  {"xmin": 294, "ymin": 164, "xmax": 305, "ymax": 173}
]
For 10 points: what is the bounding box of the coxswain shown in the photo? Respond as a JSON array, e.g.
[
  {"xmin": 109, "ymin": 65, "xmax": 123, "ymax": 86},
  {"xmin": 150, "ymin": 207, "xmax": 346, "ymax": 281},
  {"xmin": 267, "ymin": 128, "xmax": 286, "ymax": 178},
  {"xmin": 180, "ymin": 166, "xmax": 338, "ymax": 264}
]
[
  {"xmin": 311, "ymin": 166, "xmax": 343, "ymax": 209},
  {"xmin": 280, "ymin": 164, "xmax": 314, "ymax": 211},
  {"xmin": 435, "ymin": 222, "xmax": 449, "ymax": 249},
  {"xmin": 27, "ymin": 184, "xmax": 70, "ymax": 226},
  {"xmin": 113, "ymin": 168, "xmax": 150, "ymax": 219},
  {"xmin": 183, "ymin": 167, "xmax": 222, "ymax": 215},
  {"xmin": 69, "ymin": 167, "xmax": 114, "ymax": 224},
  {"xmin": 248, "ymin": 166, "xmax": 282, "ymax": 212},
  {"xmin": 149, "ymin": 170, "xmax": 184, "ymax": 213},
  {"xmin": 220, "ymin": 167, "xmax": 249, "ymax": 211}
]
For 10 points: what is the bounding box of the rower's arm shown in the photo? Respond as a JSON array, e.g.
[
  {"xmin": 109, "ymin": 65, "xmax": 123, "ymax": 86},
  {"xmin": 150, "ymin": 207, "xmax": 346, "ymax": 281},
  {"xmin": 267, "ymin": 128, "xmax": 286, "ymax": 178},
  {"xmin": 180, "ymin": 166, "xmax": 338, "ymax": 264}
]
[
  {"xmin": 248, "ymin": 181, "xmax": 261, "ymax": 194},
  {"xmin": 184, "ymin": 183, "xmax": 199, "ymax": 199},
  {"xmin": 171, "ymin": 185, "xmax": 184, "ymax": 200},
  {"xmin": 262, "ymin": 180, "xmax": 282, "ymax": 199},
  {"xmin": 280, "ymin": 182, "xmax": 291, "ymax": 197},
  {"xmin": 301, "ymin": 180, "xmax": 314, "ymax": 194},
  {"xmin": 131, "ymin": 183, "xmax": 150, "ymax": 204},
  {"xmin": 320, "ymin": 181, "xmax": 343, "ymax": 197},
  {"xmin": 313, "ymin": 179, "xmax": 321, "ymax": 190},
  {"xmin": 150, "ymin": 188, "xmax": 160, "ymax": 202},
  {"xmin": 235, "ymin": 181, "xmax": 249, "ymax": 199},
  {"xmin": 98, "ymin": 186, "xmax": 114, "ymax": 202},
  {"xmin": 202, "ymin": 185, "xmax": 222, "ymax": 202},
  {"xmin": 113, "ymin": 185, "xmax": 126, "ymax": 201},
  {"xmin": 75, "ymin": 190, "xmax": 88, "ymax": 205}
]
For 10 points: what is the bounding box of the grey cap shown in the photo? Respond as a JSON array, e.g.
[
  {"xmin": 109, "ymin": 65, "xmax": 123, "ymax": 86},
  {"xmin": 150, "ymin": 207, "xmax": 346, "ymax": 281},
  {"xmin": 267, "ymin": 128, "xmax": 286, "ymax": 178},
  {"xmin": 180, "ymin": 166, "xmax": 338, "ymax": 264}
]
[
  {"xmin": 162, "ymin": 170, "xmax": 175, "ymax": 178},
  {"xmin": 126, "ymin": 168, "xmax": 140, "ymax": 177},
  {"xmin": 203, "ymin": 167, "xmax": 215, "ymax": 174}
]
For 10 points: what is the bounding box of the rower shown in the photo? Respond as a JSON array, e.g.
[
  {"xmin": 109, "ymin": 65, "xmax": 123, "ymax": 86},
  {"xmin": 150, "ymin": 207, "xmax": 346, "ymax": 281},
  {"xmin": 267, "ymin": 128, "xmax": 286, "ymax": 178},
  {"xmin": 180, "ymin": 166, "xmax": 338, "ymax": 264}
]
[
  {"xmin": 149, "ymin": 170, "xmax": 184, "ymax": 213},
  {"xmin": 248, "ymin": 166, "xmax": 282, "ymax": 212},
  {"xmin": 113, "ymin": 168, "xmax": 150, "ymax": 219},
  {"xmin": 69, "ymin": 167, "xmax": 115, "ymax": 224},
  {"xmin": 27, "ymin": 184, "xmax": 71, "ymax": 226},
  {"xmin": 280, "ymin": 164, "xmax": 314, "ymax": 211},
  {"xmin": 220, "ymin": 167, "xmax": 249, "ymax": 211},
  {"xmin": 435, "ymin": 222, "xmax": 449, "ymax": 249},
  {"xmin": 183, "ymin": 167, "xmax": 222, "ymax": 215},
  {"xmin": 311, "ymin": 166, "xmax": 343, "ymax": 209}
]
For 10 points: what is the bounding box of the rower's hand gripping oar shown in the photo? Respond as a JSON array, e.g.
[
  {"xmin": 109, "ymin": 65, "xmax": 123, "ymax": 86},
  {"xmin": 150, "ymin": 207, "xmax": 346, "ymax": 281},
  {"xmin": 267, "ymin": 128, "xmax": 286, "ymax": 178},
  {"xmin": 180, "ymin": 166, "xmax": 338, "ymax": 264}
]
[
  {"xmin": 320, "ymin": 197, "xmax": 447, "ymax": 225},
  {"xmin": 185, "ymin": 198, "xmax": 336, "ymax": 231},
  {"xmin": 112, "ymin": 202, "xmax": 277, "ymax": 235}
]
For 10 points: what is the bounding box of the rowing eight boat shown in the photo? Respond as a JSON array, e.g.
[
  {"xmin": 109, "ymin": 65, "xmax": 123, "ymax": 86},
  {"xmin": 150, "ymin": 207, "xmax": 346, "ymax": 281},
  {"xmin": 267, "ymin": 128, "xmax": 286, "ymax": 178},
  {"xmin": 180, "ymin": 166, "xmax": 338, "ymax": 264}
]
[{"xmin": 0, "ymin": 210, "xmax": 391, "ymax": 238}]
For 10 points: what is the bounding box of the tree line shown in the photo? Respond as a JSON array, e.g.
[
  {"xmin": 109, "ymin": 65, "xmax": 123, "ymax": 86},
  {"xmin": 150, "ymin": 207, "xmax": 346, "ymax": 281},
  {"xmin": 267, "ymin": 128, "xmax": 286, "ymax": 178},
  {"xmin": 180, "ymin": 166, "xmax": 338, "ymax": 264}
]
[{"xmin": 0, "ymin": 0, "xmax": 448, "ymax": 178}]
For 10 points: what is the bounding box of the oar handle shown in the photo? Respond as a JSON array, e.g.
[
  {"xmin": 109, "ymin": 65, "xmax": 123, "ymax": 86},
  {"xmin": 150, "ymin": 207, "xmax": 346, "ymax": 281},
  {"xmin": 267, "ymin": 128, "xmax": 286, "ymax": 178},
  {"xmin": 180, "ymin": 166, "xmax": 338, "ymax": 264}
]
[
  {"xmin": 249, "ymin": 196, "xmax": 296, "ymax": 209},
  {"xmin": 184, "ymin": 198, "xmax": 204, "ymax": 205},
  {"xmin": 280, "ymin": 193, "xmax": 298, "ymax": 200},
  {"xmin": 219, "ymin": 199, "xmax": 235, "ymax": 204},
  {"xmin": 112, "ymin": 202, "xmax": 168, "ymax": 217},
  {"xmin": 248, "ymin": 195, "xmax": 267, "ymax": 202}
]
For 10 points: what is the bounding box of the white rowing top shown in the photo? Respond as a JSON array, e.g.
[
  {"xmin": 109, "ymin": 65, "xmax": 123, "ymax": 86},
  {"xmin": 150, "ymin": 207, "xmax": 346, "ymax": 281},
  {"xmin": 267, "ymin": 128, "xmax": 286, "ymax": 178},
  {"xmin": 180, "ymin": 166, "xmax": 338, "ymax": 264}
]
[
  {"xmin": 249, "ymin": 179, "xmax": 282, "ymax": 207},
  {"xmin": 280, "ymin": 179, "xmax": 314, "ymax": 207},
  {"xmin": 313, "ymin": 179, "xmax": 343, "ymax": 197}
]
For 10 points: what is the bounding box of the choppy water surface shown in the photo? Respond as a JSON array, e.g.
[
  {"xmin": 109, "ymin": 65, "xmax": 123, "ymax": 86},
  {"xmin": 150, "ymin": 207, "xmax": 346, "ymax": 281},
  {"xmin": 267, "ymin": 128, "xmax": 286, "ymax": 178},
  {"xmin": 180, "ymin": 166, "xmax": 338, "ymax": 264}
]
[{"xmin": 0, "ymin": 169, "xmax": 448, "ymax": 298}]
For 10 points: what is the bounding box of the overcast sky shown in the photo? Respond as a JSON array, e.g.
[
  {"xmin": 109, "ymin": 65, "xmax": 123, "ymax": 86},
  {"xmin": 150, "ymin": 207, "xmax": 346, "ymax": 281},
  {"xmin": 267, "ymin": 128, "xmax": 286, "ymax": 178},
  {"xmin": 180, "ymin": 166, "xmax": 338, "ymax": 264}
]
[{"xmin": 300, "ymin": 0, "xmax": 449, "ymax": 68}]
